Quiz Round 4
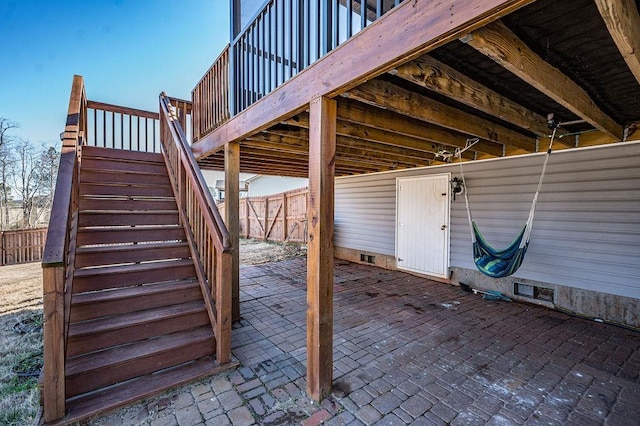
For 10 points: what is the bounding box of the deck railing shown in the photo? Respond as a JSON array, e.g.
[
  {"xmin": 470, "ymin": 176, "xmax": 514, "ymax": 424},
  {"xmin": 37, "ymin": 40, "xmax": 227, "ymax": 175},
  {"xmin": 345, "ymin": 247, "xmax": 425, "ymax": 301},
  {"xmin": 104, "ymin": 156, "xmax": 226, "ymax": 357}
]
[
  {"xmin": 0, "ymin": 227, "xmax": 48, "ymax": 266},
  {"xmin": 41, "ymin": 74, "xmax": 86, "ymax": 422},
  {"xmin": 191, "ymin": 1, "xmax": 404, "ymax": 139},
  {"xmin": 86, "ymin": 100, "xmax": 161, "ymax": 152},
  {"xmin": 192, "ymin": 46, "xmax": 230, "ymax": 141},
  {"xmin": 159, "ymin": 93, "xmax": 232, "ymax": 364},
  {"xmin": 230, "ymin": 0, "xmax": 404, "ymax": 114}
]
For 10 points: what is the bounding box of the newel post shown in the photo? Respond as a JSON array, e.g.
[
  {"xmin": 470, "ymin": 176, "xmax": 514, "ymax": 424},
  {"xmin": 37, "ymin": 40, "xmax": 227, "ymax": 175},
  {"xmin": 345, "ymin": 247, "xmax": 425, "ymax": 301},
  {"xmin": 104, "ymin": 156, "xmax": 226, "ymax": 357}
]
[{"xmin": 42, "ymin": 265, "xmax": 66, "ymax": 422}]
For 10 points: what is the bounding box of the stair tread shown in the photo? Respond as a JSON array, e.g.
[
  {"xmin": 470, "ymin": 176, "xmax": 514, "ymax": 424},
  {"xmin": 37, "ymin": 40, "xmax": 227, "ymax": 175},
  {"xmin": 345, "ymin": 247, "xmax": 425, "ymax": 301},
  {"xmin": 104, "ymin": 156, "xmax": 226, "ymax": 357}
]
[
  {"xmin": 82, "ymin": 146, "xmax": 165, "ymax": 163},
  {"xmin": 78, "ymin": 210, "xmax": 179, "ymax": 215},
  {"xmin": 57, "ymin": 358, "xmax": 235, "ymax": 426},
  {"xmin": 80, "ymin": 181, "xmax": 172, "ymax": 188},
  {"xmin": 71, "ymin": 279, "xmax": 200, "ymax": 304},
  {"xmin": 76, "ymin": 241, "xmax": 187, "ymax": 254},
  {"xmin": 68, "ymin": 301, "xmax": 206, "ymax": 338},
  {"xmin": 66, "ymin": 327, "xmax": 214, "ymax": 377},
  {"xmin": 77, "ymin": 224, "xmax": 182, "ymax": 232},
  {"xmin": 74, "ymin": 258, "xmax": 194, "ymax": 278}
]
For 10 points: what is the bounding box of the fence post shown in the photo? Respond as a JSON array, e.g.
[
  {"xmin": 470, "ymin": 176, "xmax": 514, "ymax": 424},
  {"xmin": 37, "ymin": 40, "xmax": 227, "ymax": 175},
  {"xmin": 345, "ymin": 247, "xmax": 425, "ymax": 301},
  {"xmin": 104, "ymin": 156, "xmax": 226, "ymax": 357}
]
[
  {"xmin": 281, "ymin": 193, "xmax": 287, "ymax": 242},
  {"xmin": 0, "ymin": 231, "xmax": 4, "ymax": 266}
]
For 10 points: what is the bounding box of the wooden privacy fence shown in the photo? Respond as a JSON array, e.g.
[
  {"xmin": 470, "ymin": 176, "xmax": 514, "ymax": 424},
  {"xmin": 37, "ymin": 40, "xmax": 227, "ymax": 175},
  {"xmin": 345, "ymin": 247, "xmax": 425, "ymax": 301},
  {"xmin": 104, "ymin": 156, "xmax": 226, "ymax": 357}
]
[
  {"xmin": 219, "ymin": 187, "xmax": 308, "ymax": 243},
  {"xmin": 1, "ymin": 228, "xmax": 48, "ymax": 266}
]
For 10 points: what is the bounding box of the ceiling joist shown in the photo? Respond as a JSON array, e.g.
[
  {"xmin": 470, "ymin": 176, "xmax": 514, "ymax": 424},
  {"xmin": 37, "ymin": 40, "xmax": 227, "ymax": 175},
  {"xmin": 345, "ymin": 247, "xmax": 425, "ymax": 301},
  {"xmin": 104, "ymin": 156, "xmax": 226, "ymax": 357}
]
[
  {"xmin": 466, "ymin": 20, "xmax": 622, "ymax": 140},
  {"xmin": 335, "ymin": 99, "xmax": 505, "ymax": 157},
  {"xmin": 262, "ymin": 129, "xmax": 437, "ymax": 163},
  {"xmin": 594, "ymin": 0, "xmax": 640, "ymax": 87},
  {"xmin": 392, "ymin": 55, "xmax": 573, "ymax": 148},
  {"xmin": 343, "ymin": 79, "xmax": 536, "ymax": 153}
]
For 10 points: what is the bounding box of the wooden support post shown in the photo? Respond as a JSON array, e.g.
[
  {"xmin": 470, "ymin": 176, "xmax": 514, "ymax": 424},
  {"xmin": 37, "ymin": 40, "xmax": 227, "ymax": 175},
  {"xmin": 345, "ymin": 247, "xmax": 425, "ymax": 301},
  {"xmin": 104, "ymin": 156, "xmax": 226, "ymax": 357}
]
[
  {"xmin": 225, "ymin": 142, "xmax": 240, "ymax": 322},
  {"xmin": 42, "ymin": 266, "xmax": 66, "ymax": 422},
  {"xmin": 216, "ymin": 250, "xmax": 233, "ymax": 364},
  {"xmin": 306, "ymin": 96, "xmax": 336, "ymax": 402}
]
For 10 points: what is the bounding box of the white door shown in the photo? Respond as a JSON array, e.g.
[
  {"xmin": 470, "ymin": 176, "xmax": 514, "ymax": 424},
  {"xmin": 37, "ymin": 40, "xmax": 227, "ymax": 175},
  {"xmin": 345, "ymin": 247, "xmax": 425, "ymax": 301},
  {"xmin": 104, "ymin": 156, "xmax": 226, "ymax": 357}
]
[{"xmin": 396, "ymin": 174, "xmax": 450, "ymax": 278}]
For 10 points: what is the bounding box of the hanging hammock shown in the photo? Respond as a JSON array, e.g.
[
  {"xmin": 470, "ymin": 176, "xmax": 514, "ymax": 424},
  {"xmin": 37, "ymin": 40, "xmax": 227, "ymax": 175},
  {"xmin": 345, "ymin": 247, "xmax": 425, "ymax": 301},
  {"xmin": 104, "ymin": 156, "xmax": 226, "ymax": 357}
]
[{"xmin": 457, "ymin": 128, "xmax": 557, "ymax": 278}]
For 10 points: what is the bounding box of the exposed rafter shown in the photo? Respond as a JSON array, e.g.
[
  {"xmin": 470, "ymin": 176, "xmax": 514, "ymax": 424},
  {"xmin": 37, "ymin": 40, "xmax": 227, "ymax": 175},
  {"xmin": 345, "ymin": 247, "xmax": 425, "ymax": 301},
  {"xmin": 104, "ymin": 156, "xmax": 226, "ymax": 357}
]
[
  {"xmin": 260, "ymin": 129, "xmax": 437, "ymax": 165},
  {"xmin": 279, "ymin": 115, "xmax": 478, "ymax": 160},
  {"xmin": 594, "ymin": 0, "xmax": 640, "ymax": 87},
  {"xmin": 466, "ymin": 20, "xmax": 622, "ymax": 140},
  {"xmin": 336, "ymin": 99, "xmax": 505, "ymax": 157},
  {"xmin": 344, "ymin": 79, "xmax": 536, "ymax": 152},
  {"xmin": 392, "ymin": 55, "xmax": 573, "ymax": 148}
]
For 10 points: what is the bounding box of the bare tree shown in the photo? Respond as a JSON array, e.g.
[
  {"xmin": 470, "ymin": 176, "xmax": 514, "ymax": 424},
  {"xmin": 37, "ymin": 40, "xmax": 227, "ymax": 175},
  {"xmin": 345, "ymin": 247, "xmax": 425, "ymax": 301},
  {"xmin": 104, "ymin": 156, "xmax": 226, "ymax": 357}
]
[
  {"xmin": 11, "ymin": 139, "xmax": 43, "ymax": 228},
  {"xmin": 0, "ymin": 118, "xmax": 18, "ymax": 230},
  {"xmin": 32, "ymin": 145, "xmax": 60, "ymax": 225}
]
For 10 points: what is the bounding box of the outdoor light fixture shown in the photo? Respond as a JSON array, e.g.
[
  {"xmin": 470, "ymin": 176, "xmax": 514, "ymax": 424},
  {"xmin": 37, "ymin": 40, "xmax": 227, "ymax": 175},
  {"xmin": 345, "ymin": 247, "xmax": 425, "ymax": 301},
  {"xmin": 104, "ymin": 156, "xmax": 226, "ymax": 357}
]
[{"xmin": 450, "ymin": 177, "xmax": 464, "ymax": 201}]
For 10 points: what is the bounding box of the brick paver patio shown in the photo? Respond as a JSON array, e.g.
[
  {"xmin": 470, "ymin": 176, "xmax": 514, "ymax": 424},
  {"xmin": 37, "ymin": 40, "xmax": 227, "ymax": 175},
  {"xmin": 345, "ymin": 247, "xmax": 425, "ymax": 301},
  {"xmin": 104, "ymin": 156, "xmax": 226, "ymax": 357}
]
[{"xmin": 94, "ymin": 258, "xmax": 640, "ymax": 425}]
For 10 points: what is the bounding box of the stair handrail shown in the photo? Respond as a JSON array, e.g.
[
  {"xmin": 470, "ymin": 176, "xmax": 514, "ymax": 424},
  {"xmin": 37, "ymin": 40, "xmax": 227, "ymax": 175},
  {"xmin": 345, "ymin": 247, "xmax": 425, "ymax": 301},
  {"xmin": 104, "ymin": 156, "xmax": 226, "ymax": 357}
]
[
  {"xmin": 160, "ymin": 93, "xmax": 231, "ymax": 250},
  {"xmin": 159, "ymin": 92, "xmax": 232, "ymax": 364},
  {"xmin": 41, "ymin": 74, "xmax": 87, "ymax": 423}
]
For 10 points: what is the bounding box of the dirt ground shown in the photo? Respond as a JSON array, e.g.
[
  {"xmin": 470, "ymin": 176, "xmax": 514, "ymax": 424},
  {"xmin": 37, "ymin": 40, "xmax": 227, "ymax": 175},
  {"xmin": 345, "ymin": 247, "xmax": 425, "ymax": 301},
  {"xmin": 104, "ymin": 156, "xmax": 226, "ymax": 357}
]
[{"xmin": 0, "ymin": 238, "xmax": 305, "ymax": 425}]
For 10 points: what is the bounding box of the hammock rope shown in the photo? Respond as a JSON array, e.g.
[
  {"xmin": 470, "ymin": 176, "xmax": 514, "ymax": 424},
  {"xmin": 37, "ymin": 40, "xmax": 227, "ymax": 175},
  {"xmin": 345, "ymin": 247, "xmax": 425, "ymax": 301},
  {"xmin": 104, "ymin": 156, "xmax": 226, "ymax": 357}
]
[{"xmin": 457, "ymin": 128, "xmax": 557, "ymax": 278}]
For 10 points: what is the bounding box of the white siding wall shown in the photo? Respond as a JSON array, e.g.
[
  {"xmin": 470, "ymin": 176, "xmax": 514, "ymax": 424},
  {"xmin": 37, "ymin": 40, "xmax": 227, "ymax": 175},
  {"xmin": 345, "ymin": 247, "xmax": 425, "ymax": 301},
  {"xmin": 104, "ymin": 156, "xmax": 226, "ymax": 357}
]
[
  {"xmin": 335, "ymin": 141, "xmax": 640, "ymax": 299},
  {"xmin": 247, "ymin": 176, "xmax": 308, "ymax": 197}
]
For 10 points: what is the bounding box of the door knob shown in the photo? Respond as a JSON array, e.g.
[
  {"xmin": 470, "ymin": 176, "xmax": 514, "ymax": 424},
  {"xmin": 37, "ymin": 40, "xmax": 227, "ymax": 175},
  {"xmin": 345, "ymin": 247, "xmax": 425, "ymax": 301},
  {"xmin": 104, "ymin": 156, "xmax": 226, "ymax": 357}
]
[{"xmin": 441, "ymin": 224, "xmax": 447, "ymax": 230}]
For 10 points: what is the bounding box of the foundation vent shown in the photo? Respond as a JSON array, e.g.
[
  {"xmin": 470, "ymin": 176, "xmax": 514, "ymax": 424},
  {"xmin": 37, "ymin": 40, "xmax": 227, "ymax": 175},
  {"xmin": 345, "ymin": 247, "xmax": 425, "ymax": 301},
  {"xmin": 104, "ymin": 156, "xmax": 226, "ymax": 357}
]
[
  {"xmin": 360, "ymin": 254, "xmax": 376, "ymax": 264},
  {"xmin": 514, "ymin": 282, "xmax": 554, "ymax": 302}
]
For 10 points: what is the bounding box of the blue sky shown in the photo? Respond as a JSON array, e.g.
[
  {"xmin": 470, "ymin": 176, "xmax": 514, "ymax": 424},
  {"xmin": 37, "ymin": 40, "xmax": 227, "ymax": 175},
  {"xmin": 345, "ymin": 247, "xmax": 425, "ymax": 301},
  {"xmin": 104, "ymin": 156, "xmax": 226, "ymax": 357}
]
[{"xmin": 0, "ymin": 0, "xmax": 229, "ymax": 146}]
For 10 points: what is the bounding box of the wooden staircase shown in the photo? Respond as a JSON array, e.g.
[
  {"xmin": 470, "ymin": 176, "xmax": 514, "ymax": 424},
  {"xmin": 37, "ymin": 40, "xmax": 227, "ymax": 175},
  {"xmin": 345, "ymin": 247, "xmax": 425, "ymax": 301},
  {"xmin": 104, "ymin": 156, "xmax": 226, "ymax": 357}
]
[{"xmin": 55, "ymin": 146, "xmax": 226, "ymax": 423}]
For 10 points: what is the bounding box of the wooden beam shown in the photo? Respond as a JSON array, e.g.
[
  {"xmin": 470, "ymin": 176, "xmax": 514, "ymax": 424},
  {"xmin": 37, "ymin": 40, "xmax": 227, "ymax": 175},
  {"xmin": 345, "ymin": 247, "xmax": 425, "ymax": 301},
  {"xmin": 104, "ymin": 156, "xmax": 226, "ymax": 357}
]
[
  {"xmin": 345, "ymin": 79, "xmax": 536, "ymax": 152},
  {"xmin": 393, "ymin": 55, "xmax": 572, "ymax": 144},
  {"xmin": 247, "ymin": 135, "xmax": 426, "ymax": 168},
  {"xmin": 466, "ymin": 20, "xmax": 622, "ymax": 140},
  {"xmin": 282, "ymin": 113, "xmax": 484, "ymax": 158},
  {"xmin": 335, "ymin": 99, "xmax": 506, "ymax": 156},
  {"xmin": 306, "ymin": 97, "xmax": 336, "ymax": 402},
  {"xmin": 595, "ymin": 0, "xmax": 640, "ymax": 87},
  {"xmin": 262, "ymin": 129, "xmax": 438, "ymax": 163},
  {"xmin": 191, "ymin": 0, "xmax": 535, "ymax": 159},
  {"xmin": 224, "ymin": 142, "xmax": 240, "ymax": 322}
]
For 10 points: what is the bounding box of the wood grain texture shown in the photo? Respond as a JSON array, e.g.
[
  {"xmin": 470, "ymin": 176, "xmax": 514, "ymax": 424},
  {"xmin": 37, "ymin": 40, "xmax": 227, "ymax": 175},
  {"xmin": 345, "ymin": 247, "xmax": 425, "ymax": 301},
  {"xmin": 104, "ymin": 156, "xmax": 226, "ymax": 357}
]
[
  {"xmin": 345, "ymin": 79, "xmax": 536, "ymax": 152},
  {"xmin": 306, "ymin": 97, "xmax": 336, "ymax": 402},
  {"xmin": 86, "ymin": 100, "xmax": 158, "ymax": 120},
  {"xmin": 65, "ymin": 327, "xmax": 215, "ymax": 398},
  {"xmin": 42, "ymin": 266, "xmax": 66, "ymax": 422},
  {"xmin": 281, "ymin": 115, "xmax": 481, "ymax": 158},
  {"xmin": 61, "ymin": 357, "xmax": 232, "ymax": 425},
  {"xmin": 191, "ymin": 0, "xmax": 535, "ymax": 158},
  {"xmin": 225, "ymin": 142, "xmax": 241, "ymax": 322},
  {"xmin": 336, "ymin": 100, "xmax": 505, "ymax": 157},
  {"xmin": 70, "ymin": 279, "xmax": 202, "ymax": 322},
  {"xmin": 595, "ymin": 0, "xmax": 640, "ymax": 87},
  {"xmin": 467, "ymin": 20, "xmax": 622, "ymax": 140},
  {"xmin": 393, "ymin": 55, "xmax": 572, "ymax": 146}
]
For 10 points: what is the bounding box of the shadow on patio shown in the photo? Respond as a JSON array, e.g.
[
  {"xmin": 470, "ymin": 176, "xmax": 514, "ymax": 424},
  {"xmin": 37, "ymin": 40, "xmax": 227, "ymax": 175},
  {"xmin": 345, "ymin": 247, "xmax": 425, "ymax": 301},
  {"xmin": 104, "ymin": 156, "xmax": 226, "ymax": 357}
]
[{"xmin": 230, "ymin": 258, "xmax": 640, "ymax": 425}]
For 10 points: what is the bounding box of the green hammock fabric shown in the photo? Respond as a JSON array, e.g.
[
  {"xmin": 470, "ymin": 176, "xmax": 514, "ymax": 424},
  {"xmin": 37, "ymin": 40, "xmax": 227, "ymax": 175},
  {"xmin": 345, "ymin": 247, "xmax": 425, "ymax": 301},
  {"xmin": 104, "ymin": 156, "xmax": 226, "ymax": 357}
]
[
  {"xmin": 458, "ymin": 130, "xmax": 556, "ymax": 278},
  {"xmin": 472, "ymin": 222, "xmax": 529, "ymax": 278}
]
